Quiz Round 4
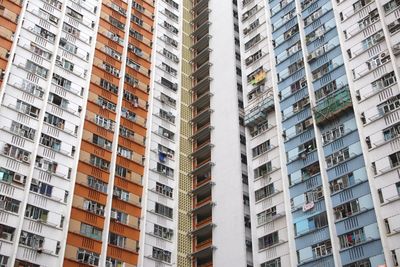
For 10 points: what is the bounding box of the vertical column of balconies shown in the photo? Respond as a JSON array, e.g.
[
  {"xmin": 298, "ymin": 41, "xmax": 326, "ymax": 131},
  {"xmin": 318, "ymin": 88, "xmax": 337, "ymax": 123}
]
[
  {"xmin": 0, "ymin": 0, "xmax": 97, "ymax": 266},
  {"xmin": 239, "ymin": 0, "xmax": 292, "ymax": 266},
  {"xmin": 140, "ymin": 0, "xmax": 181, "ymax": 265},
  {"xmin": 64, "ymin": 0, "xmax": 154, "ymax": 266},
  {"xmin": 188, "ymin": 0, "xmax": 214, "ymax": 266},
  {"xmin": 265, "ymin": 0, "xmax": 386, "ymax": 263},
  {"xmin": 333, "ymin": 0, "xmax": 400, "ymax": 265},
  {"xmin": 0, "ymin": 0, "xmax": 22, "ymax": 87},
  {"xmin": 268, "ymin": 0, "xmax": 336, "ymax": 265}
]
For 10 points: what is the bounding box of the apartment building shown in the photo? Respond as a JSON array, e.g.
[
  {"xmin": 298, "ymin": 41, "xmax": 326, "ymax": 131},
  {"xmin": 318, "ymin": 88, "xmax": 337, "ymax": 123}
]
[
  {"xmin": 0, "ymin": 0, "xmax": 154, "ymax": 266},
  {"xmin": 138, "ymin": 0, "xmax": 182, "ymax": 266},
  {"xmin": 239, "ymin": 0, "xmax": 400, "ymax": 266},
  {"xmin": 175, "ymin": 0, "xmax": 255, "ymax": 267}
]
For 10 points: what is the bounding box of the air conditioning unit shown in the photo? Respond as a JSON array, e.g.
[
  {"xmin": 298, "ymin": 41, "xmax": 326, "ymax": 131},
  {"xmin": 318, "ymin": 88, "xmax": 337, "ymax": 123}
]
[
  {"xmin": 304, "ymin": 119, "xmax": 312, "ymax": 128},
  {"xmin": 110, "ymin": 211, "xmax": 118, "ymax": 220},
  {"xmin": 380, "ymin": 52, "xmax": 387, "ymax": 58},
  {"xmin": 13, "ymin": 174, "xmax": 24, "ymax": 184},
  {"xmin": 163, "ymin": 132, "xmax": 169, "ymax": 137},
  {"xmin": 31, "ymin": 179, "xmax": 39, "ymax": 185},
  {"xmin": 113, "ymin": 190, "xmax": 121, "ymax": 197},
  {"xmin": 375, "ymin": 31, "xmax": 384, "ymax": 42},
  {"xmin": 301, "ymin": 80, "xmax": 307, "ymax": 88}
]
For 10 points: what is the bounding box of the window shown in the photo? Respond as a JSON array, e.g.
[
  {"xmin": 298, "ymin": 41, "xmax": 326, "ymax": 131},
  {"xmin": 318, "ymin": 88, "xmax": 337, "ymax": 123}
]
[
  {"xmin": 339, "ymin": 228, "xmax": 366, "ymax": 248},
  {"xmin": 261, "ymin": 258, "xmax": 281, "ymax": 267},
  {"xmin": 153, "ymin": 224, "xmax": 173, "ymax": 240},
  {"xmin": 157, "ymin": 163, "xmax": 174, "ymax": 178},
  {"xmin": 0, "ymin": 167, "xmax": 26, "ymax": 184},
  {"xmin": 109, "ymin": 232, "xmax": 126, "ymax": 248},
  {"xmin": 19, "ymin": 231, "xmax": 44, "ymax": 249},
  {"xmin": 52, "ymin": 73, "xmax": 71, "ymax": 90},
  {"xmin": 255, "ymin": 184, "xmax": 275, "ymax": 201},
  {"xmin": 83, "ymin": 200, "xmax": 105, "ymax": 215},
  {"xmin": 0, "ymin": 255, "xmax": 8, "ymax": 267},
  {"xmin": 117, "ymin": 145, "xmax": 133, "ymax": 159},
  {"xmin": 109, "ymin": 17, "xmax": 125, "ymax": 30},
  {"xmin": 257, "ymin": 206, "xmax": 277, "ymax": 225},
  {"xmin": 30, "ymin": 179, "xmax": 53, "ymax": 197},
  {"xmin": 48, "ymin": 93, "xmax": 69, "ymax": 109},
  {"xmin": 0, "ymin": 196, "xmax": 20, "ymax": 213},
  {"xmin": 312, "ymin": 240, "xmax": 332, "ymax": 257},
  {"xmin": 30, "ymin": 43, "xmax": 52, "ymax": 60},
  {"xmin": 163, "ymin": 21, "xmax": 178, "ymax": 34},
  {"xmin": 25, "ymin": 204, "xmax": 49, "ymax": 222},
  {"xmin": 113, "ymin": 187, "xmax": 130, "ymax": 201},
  {"xmin": 329, "ymin": 172, "xmax": 355, "ymax": 193},
  {"xmin": 162, "ymin": 48, "xmax": 179, "ymax": 62},
  {"xmin": 44, "ymin": 112, "xmax": 65, "ymax": 130},
  {"xmin": 106, "ymin": 257, "xmax": 123, "ymax": 267},
  {"xmin": 10, "ymin": 121, "xmax": 36, "ymax": 140},
  {"xmin": 62, "ymin": 22, "xmax": 80, "ymax": 38},
  {"xmin": 121, "ymin": 108, "xmax": 136, "ymax": 122},
  {"xmin": 25, "ymin": 60, "xmax": 48, "ymax": 78},
  {"xmin": 152, "ymin": 247, "xmax": 172, "ymax": 263},
  {"xmin": 119, "ymin": 126, "xmax": 135, "ymax": 139},
  {"xmin": 254, "ymin": 161, "xmax": 273, "ymax": 178},
  {"xmin": 131, "ymin": 15, "xmax": 143, "ymax": 26},
  {"xmin": 94, "ymin": 115, "xmax": 115, "ymax": 131},
  {"xmin": 2, "ymin": 143, "xmax": 31, "ymax": 162},
  {"xmin": 0, "ymin": 224, "xmax": 15, "ymax": 242},
  {"xmin": 252, "ymin": 140, "xmax": 271, "ymax": 157},
  {"xmin": 100, "ymin": 78, "xmax": 118, "ymax": 94},
  {"xmin": 333, "ymin": 199, "xmax": 360, "ymax": 220},
  {"xmin": 77, "ymin": 248, "xmax": 99, "ymax": 266},
  {"xmin": 32, "ymin": 25, "xmax": 56, "ymax": 42},
  {"xmin": 258, "ymin": 231, "xmax": 279, "ymax": 250},
  {"xmin": 80, "ymin": 223, "xmax": 102, "ymax": 240},
  {"xmin": 325, "ymin": 148, "xmax": 350, "ymax": 168},
  {"xmin": 165, "ymin": 8, "xmax": 178, "ymax": 21},
  {"xmin": 90, "ymin": 155, "xmax": 110, "ymax": 170},
  {"xmin": 111, "ymin": 209, "xmax": 128, "ymax": 224},
  {"xmin": 156, "ymin": 182, "xmax": 173, "ymax": 198},
  {"xmin": 155, "ymin": 203, "xmax": 173, "ymax": 219},
  {"xmin": 40, "ymin": 133, "xmax": 61, "ymax": 151},
  {"xmin": 92, "ymin": 134, "xmax": 112, "ymax": 150},
  {"xmin": 165, "ymin": 0, "xmax": 179, "ymax": 9},
  {"xmin": 87, "ymin": 176, "xmax": 107, "ymax": 193},
  {"xmin": 389, "ymin": 151, "xmax": 400, "ymax": 168}
]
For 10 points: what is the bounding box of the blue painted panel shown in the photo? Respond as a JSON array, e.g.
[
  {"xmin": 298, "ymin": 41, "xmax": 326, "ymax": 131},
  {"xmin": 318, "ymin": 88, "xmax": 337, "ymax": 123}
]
[
  {"xmin": 284, "ymin": 127, "xmax": 314, "ymax": 150},
  {"xmin": 309, "ymin": 46, "xmax": 342, "ymax": 72},
  {"xmin": 335, "ymin": 209, "xmax": 377, "ymax": 235},
  {"xmin": 327, "ymin": 155, "xmax": 365, "ymax": 182},
  {"xmin": 299, "ymin": 255, "xmax": 335, "ymax": 267},
  {"xmin": 323, "ymin": 130, "xmax": 359, "ymax": 155},
  {"xmin": 278, "ymin": 67, "xmax": 305, "ymax": 91},
  {"xmin": 290, "ymin": 174, "xmax": 322, "ymax": 197},
  {"xmin": 306, "ymin": 27, "xmax": 338, "ymax": 52},
  {"xmin": 302, "ymin": 0, "xmax": 330, "ymax": 17},
  {"xmin": 271, "ymin": 1, "xmax": 296, "ymax": 22},
  {"xmin": 312, "ymin": 64, "xmax": 346, "ymax": 91},
  {"xmin": 276, "ymin": 50, "xmax": 303, "ymax": 72},
  {"xmin": 331, "ymin": 181, "xmax": 371, "ymax": 207},
  {"xmin": 304, "ymin": 11, "xmax": 334, "ymax": 36},
  {"xmin": 295, "ymin": 227, "xmax": 330, "ymax": 250},
  {"xmin": 292, "ymin": 199, "xmax": 326, "ymax": 220},
  {"xmin": 287, "ymin": 151, "xmax": 318, "ymax": 174},
  {"xmin": 274, "ymin": 33, "xmax": 300, "ymax": 55},
  {"xmin": 340, "ymin": 239, "xmax": 383, "ymax": 265},
  {"xmin": 280, "ymin": 87, "xmax": 309, "ymax": 110},
  {"xmin": 282, "ymin": 106, "xmax": 311, "ymax": 129},
  {"xmin": 273, "ymin": 17, "xmax": 298, "ymax": 38}
]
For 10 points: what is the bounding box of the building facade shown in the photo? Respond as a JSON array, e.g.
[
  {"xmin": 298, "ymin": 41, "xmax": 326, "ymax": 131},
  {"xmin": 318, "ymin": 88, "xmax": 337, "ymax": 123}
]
[{"xmin": 0, "ymin": 0, "xmax": 400, "ymax": 266}]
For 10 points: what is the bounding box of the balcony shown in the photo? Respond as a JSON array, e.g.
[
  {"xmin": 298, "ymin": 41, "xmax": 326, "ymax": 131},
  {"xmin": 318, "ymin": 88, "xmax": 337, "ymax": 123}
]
[
  {"xmin": 314, "ymin": 88, "xmax": 352, "ymax": 125},
  {"xmin": 244, "ymin": 95, "xmax": 274, "ymax": 127}
]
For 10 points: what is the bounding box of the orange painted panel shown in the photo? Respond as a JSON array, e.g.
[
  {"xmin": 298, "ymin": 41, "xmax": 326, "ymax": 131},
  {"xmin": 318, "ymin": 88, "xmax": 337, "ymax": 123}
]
[
  {"xmin": 114, "ymin": 176, "xmax": 143, "ymax": 196},
  {"xmin": 92, "ymin": 66, "xmax": 120, "ymax": 85},
  {"xmin": 107, "ymin": 245, "xmax": 138, "ymax": 265},
  {"xmin": 109, "ymin": 221, "xmax": 140, "ymax": 240},
  {"xmin": 70, "ymin": 207, "xmax": 105, "ymax": 229},
  {"xmin": 118, "ymin": 136, "xmax": 145, "ymax": 154},
  {"xmin": 0, "ymin": 16, "xmax": 16, "ymax": 32},
  {"xmin": 83, "ymin": 119, "xmax": 114, "ymax": 141},
  {"xmin": 81, "ymin": 138, "xmax": 112, "ymax": 157},
  {"xmin": 112, "ymin": 198, "xmax": 141, "ymax": 217},
  {"xmin": 66, "ymin": 232, "xmax": 102, "ymax": 253},
  {"xmin": 3, "ymin": 0, "xmax": 23, "ymax": 14},
  {"xmin": 89, "ymin": 82, "xmax": 118, "ymax": 103},
  {"xmin": 74, "ymin": 181, "xmax": 108, "ymax": 204}
]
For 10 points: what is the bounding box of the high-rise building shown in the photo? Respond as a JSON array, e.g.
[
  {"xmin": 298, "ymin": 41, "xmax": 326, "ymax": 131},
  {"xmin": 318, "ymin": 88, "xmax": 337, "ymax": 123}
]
[
  {"xmin": 0, "ymin": 0, "xmax": 154, "ymax": 266},
  {"xmin": 1, "ymin": 0, "xmax": 400, "ymax": 266},
  {"xmin": 239, "ymin": 0, "xmax": 399, "ymax": 266}
]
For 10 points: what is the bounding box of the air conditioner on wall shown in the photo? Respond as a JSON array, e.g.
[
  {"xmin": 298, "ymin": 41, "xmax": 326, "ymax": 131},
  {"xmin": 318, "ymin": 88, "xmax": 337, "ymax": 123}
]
[{"xmin": 13, "ymin": 174, "xmax": 25, "ymax": 183}]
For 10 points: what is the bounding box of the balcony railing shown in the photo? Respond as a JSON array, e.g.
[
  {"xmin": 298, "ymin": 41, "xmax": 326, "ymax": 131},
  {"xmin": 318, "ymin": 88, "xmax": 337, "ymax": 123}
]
[
  {"xmin": 244, "ymin": 94, "xmax": 274, "ymax": 127},
  {"xmin": 314, "ymin": 88, "xmax": 352, "ymax": 125}
]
